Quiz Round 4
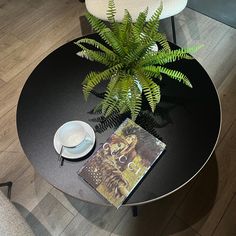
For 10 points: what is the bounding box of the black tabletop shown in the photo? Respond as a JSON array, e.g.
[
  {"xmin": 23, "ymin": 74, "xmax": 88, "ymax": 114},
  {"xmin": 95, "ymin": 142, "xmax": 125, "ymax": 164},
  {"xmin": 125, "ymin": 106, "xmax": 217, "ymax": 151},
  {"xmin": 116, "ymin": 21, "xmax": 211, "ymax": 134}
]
[{"xmin": 17, "ymin": 34, "xmax": 221, "ymax": 206}]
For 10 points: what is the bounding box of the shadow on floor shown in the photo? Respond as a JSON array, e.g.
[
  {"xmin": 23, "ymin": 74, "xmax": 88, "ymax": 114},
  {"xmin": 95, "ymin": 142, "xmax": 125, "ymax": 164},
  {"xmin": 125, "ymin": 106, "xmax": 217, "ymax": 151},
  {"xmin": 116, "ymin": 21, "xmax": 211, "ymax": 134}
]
[
  {"xmin": 62, "ymin": 154, "xmax": 218, "ymax": 235},
  {"xmin": 161, "ymin": 153, "xmax": 219, "ymax": 235},
  {"xmin": 14, "ymin": 203, "xmax": 51, "ymax": 236}
]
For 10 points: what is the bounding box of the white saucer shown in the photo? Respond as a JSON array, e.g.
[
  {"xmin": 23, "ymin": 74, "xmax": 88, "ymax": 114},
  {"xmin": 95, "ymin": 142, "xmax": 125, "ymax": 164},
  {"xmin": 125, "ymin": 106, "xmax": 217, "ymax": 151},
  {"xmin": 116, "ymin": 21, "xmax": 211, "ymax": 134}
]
[{"xmin": 53, "ymin": 121, "xmax": 95, "ymax": 159}]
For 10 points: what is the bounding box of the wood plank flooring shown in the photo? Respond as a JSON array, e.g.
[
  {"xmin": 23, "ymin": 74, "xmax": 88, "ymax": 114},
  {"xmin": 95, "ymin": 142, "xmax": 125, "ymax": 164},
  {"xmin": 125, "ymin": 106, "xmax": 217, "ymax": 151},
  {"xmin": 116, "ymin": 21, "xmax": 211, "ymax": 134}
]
[{"xmin": 0, "ymin": 0, "xmax": 236, "ymax": 235}]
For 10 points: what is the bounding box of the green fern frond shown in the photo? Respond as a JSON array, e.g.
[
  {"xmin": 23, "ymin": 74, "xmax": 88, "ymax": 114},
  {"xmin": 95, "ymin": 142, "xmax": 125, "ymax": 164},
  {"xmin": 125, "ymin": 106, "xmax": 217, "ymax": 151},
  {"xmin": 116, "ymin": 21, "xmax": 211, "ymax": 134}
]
[
  {"xmin": 141, "ymin": 47, "xmax": 198, "ymax": 66},
  {"xmin": 117, "ymin": 75, "xmax": 142, "ymax": 120},
  {"xmin": 119, "ymin": 9, "xmax": 133, "ymax": 44},
  {"xmin": 133, "ymin": 8, "xmax": 148, "ymax": 39},
  {"xmin": 137, "ymin": 71, "xmax": 160, "ymax": 112},
  {"xmin": 102, "ymin": 76, "xmax": 120, "ymax": 115},
  {"xmin": 83, "ymin": 63, "xmax": 123, "ymax": 99},
  {"xmin": 76, "ymin": 50, "xmax": 90, "ymax": 60},
  {"xmin": 102, "ymin": 75, "xmax": 128, "ymax": 116},
  {"xmin": 124, "ymin": 42, "xmax": 153, "ymax": 64},
  {"xmin": 100, "ymin": 28, "xmax": 126, "ymax": 57},
  {"xmin": 144, "ymin": 2, "xmax": 163, "ymax": 37},
  {"xmin": 106, "ymin": 0, "xmax": 121, "ymax": 38},
  {"xmin": 159, "ymin": 66, "xmax": 192, "ymax": 87},
  {"xmin": 76, "ymin": 44, "xmax": 113, "ymax": 66},
  {"xmin": 106, "ymin": 0, "xmax": 116, "ymax": 22},
  {"xmin": 103, "ymin": 97, "xmax": 120, "ymax": 117},
  {"xmin": 139, "ymin": 52, "xmax": 160, "ymax": 66},
  {"xmin": 128, "ymin": 83, "xmax": 142, "ymax": 120},
  {"xmin": 156, "ymin": 46, "xmax": 201, "ymax": 64},
  {"xmin": 85, "ymin": 12, "xmax": 119, "ymax": 49},
  {"xmin": 153, "ymin": 32, "xmax": 171, "ymax": 51},
  {"xmin": 85, "ymin": 12, "xmax": 107, "ymax": 35},
  {"xmin": 75, "ymin": 38, "xmax": 118, "ymax": 61},
  {"xmin": 143, "ymin": 65, "xmax": 161, "ymax": 78},
  {"xmin": 119, "ymin": 103, "xmax": 129, "ymax": 114}
]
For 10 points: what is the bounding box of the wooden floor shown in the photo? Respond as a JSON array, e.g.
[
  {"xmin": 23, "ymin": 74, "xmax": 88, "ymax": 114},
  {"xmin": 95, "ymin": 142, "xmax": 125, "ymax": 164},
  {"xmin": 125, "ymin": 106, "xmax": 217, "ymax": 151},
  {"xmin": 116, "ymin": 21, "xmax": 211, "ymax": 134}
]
[{"xmin": 0, "ymin": 0, "xmax": 236, "ymax": 235}]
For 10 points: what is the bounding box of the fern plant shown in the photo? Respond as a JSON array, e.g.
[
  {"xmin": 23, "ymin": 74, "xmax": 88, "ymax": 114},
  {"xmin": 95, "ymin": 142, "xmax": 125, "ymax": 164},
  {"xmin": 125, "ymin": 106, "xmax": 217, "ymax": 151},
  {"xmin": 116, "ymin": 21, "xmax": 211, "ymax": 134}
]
[{"xmin": 75, "ymin": 0, "xmax": 200, "ymax": 121}]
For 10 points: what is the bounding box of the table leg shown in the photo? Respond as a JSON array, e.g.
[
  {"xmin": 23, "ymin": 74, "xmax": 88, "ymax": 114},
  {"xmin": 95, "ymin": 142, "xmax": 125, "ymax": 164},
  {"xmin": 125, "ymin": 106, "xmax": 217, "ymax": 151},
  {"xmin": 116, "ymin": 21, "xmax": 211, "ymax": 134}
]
[
  {"xmin": 0, "ymin": 181, "xmax": 13, "ymax": 199},
  {"xmin": 132, "ymin": 206, "xmax": 138, "ymax": 217},
  {"xmin": 171, "ymin": 16, "xmax": 176, "ymax": 44}
]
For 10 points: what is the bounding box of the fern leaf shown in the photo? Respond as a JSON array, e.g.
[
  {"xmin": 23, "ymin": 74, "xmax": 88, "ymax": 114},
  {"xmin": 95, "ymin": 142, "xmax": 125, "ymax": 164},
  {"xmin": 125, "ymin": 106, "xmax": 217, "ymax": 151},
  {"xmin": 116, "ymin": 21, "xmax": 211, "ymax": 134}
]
[
  {"xmin": 144, "ymin": 2, "xmax": 163, "ymax": 37},
  {"xmin": 124, "ymin": 41, "xmax": 153, "ymax": 64},
  {"xmin": 102, "ymin": 75, "xmax": 120, "ymax": 115},
  {"xmin": 159, "ymin": 66, "xmax": 192, "ymax": 88},
  {"xmin": 76, "ymin": 44, "xmax": 112, "ymax": 66},
  {"xmin": 76, "ymin": 50, "xmax": 90, "ymax": 60},
  {"xmin": 106, "ymin": 0, "xmax": 116, "ymax": 22},
  {"xmin": 85, "ymin": 12, "xmax": 107, "ymax": 35},
  {"xmin": 153, "ymin": 32, "xmax": 171, "ymax": 51},
  {"xmin": 133, "ymin": 8, "xmax": 148, "ymax": 38},
  {"xmin": 139, "ymin": 51, "xmax": 160, "ymax": 66},
  {"xmin": 75, "ymin": 38, "xmax": 118, "ymax": 62},
  {"xmin": 128, "ymin": 82, "xmax": 142, "ymax": 120},
  {"xmin": 106, "ymin": 0, "xmax": 121, "ymax": 38},
  {"xmin": 139, "ymin": 45, "xmax": 198, "ymax": 67},
  {"xmin": 99, "ymin": 28, "xmax": 126, "ymax": 57},
  {"xmin": 117, "ymin": 75, "xmax": 141, "ymax": 119},
  {"xmin": 103, "ymin": 98, "xmax": 120, "ymax": 117},
  {"xmin": 83, "ymin": 63, "xmax": 123, "ymax": 99},
  {"xmin": 155, "ymin": 46, "xmax": 201, "ymax": 64},
  {"xmin": 118, "ymin": 100, "xmax": 129, "ymax": 114},
  {"xmin": 119, "ymin": 9, "xmax": 133, "ymax": 44},
  {"xmin": 136, "ymin": 71, "xmax": 161, "ymax": 112},
  {"xmin": 143, "ymin": 65, "xmax": 161, "ymax": 78}
]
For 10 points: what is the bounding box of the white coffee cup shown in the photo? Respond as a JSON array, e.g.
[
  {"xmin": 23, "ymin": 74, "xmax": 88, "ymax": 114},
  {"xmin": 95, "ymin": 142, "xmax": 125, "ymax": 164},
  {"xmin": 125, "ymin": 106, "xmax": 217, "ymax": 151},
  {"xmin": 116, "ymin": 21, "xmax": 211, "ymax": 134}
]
[{"xmin": 57, "ymin": 121, "xmax": 91, "ymax": 148}]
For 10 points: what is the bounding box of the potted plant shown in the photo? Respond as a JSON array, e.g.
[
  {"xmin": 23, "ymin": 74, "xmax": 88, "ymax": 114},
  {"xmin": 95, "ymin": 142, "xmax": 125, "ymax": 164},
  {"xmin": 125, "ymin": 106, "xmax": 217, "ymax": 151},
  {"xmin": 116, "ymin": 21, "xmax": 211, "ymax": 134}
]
[{"xmin": 75, "ymin": 0, "xmax": 200, "ymax": 120}]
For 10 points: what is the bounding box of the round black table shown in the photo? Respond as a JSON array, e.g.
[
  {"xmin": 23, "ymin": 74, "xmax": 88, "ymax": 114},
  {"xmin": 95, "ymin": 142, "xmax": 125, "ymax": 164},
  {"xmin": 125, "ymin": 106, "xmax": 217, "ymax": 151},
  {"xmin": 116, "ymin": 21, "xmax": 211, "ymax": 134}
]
[{"xmin": 17, "ymin": 34, "xmax": 221, "ymax": 206}]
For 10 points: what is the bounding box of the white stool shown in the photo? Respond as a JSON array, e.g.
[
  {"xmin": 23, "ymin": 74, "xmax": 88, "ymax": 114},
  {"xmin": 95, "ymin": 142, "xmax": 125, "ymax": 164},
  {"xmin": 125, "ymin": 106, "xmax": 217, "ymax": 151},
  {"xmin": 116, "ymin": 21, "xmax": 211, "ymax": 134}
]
[{"xmin": 85, "ymin": 0, "xmax": 188, "ymax": 44}]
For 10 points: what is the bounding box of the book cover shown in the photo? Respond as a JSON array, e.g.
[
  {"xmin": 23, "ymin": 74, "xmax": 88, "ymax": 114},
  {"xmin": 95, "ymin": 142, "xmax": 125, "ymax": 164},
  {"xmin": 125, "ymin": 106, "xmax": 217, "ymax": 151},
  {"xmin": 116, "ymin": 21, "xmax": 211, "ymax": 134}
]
[{"xmin": 78, "ymin": 118, "xmax": 166, "ymax": 208}]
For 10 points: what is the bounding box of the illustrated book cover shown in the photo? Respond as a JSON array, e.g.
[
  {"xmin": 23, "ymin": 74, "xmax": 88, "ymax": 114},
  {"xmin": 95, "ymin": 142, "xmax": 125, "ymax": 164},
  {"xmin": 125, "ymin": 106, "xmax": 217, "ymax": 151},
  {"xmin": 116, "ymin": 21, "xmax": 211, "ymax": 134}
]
[{"xmin": 78, "ymin": 118, "xmax": 166, "ymax": 208}]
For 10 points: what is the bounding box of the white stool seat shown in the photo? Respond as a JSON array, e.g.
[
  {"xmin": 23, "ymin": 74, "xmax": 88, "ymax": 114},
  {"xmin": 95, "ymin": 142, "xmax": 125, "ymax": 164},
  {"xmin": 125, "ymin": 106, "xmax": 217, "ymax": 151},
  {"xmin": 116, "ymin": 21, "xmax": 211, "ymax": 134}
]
[
  {"xmin": 0, "ymin": 190, "xmax": 34, "ymax": 235},
  {"xmin": 85, "ymin": 0, "xmax": 187, "ymax": 21}
]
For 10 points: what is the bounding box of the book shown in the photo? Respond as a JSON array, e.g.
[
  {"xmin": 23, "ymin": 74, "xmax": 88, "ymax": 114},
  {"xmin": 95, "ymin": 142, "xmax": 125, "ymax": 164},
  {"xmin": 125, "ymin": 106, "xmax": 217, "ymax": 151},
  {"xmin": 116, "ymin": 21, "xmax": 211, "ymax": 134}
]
[{"xmin": 78, "ymin": 118, "xmax": 166, "ymax": 208}]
